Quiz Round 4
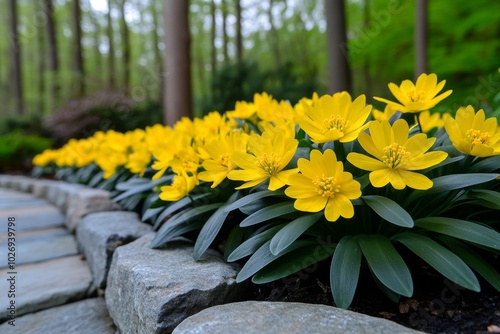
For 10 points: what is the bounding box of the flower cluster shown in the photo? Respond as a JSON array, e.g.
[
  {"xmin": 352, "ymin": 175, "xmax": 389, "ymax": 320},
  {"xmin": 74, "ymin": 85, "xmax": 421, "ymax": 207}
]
[{"xmin": 33, "ymin": 74, "xmax": 500, "ymax": 309}]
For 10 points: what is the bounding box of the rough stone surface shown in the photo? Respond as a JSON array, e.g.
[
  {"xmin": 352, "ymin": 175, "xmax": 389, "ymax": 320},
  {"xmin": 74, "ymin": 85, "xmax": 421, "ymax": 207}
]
[
  {"xmin": 0, "ymin": 298, "xmax": 116, "ymax": 333},
  {"xmin": 45, "ymin": 181, "xmax": 67, "ymax": 205},
  {"xmin": 0, "ymin": 227, "xmax": 78, "ymax": 268},
  {"xmin": 53, "ymin": 183, "xmax": 85, "ymax": 213},
  {"xmin": 77, "ymin": 211, "xmax": 151, "ymax": 289},
  {"xmin": 173, "ymin": 301, "xmax": 424, "ymax": 334},
  {"xmin": 66, "ymin": 188, "xmax": 121, "ymax": 232},
  {"xmin": 0, "ymin": 255, "xmax": 93, "ymax": 321},
  {"xmin": 0, "ymin": 205, "xmax": 65, "ymax": 231},
  {"xmin": 32, "ymin": 179, "xmax": 54, "ymax": 198},
  {"xmin": 106, "ymin": 233, "xmax": 244, "ymax": 334}
]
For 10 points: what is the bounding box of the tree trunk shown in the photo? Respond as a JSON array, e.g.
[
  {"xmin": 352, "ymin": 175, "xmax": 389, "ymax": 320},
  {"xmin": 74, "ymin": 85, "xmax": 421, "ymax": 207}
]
[
  {"xmin": 415, "ymin": 0, "xmax": 428, "ymax": 79},
  {"xmin": 163, "ymin": 0, "xmax": 192, "ymax": 125},
  {"xmin": 235, "ymin": 0, "xmax": 243, "ymax": 65},
  {"xmin": 43, "ymin": 0, "xmax": 59, "ymax": 108},
  {"xmin": 118, "ymin": 0, "xmax": 131, "ymax": 90},
  {"xmin": 73, "ymin": 0, "xmax": 85, "ymax": 96},
  {"xmin": 107, "ymin": 0, "xmax": 116, "ymax": 89},
  {"xmin": 221, "ymin": 0, "xmax": 229, "ymax": 62},
  {"xmin": 90, "ymin": 13, "xmax": 103, "ymax": 85},
  {"xmin": 8, "ymin": 0, "xmax": 23, "ymax": 115},
  {"xmin": 211, "ymin": 0, "xmax": 217, "ymax": 72},
  {"xmin": 325, "ymin": 0, "xmax": 351, "ymax": 94},
  {"xmin": 363, "ymin": 0, "xmax": 371, "ymax": 101},
  {"xmin": 37, "ymin": 7, "xmax": 46, "ymax": 115},
  {"xmin": 151, "ymin": 0, "xmax": 164, "ymax": 103},
  {"xmin": 268, "ymin": 0, "xmax": 282, "ymax": 69}
]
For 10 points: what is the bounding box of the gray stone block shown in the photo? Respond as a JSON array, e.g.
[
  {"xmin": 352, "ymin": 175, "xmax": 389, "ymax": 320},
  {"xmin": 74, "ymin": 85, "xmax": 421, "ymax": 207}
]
[
  {"xmin": 77, "ymin": 211, "xmax": 151, "ymax": 289},
  {"xmin": 0, "ymin": 255, "xmax": 93, "ymax": 321},
  {"xmin": 0, "ymin": 298, "xmax": 116, "ymax": 333},
  {"xmin": 45, "ymin": 181, "xmax": 67, "ymax": 206},
  {"xmin": 173, "ymin": 301, "xmax": 424, "ymax": 334},
  {"xmin": 65, "ymin": 188, "xmax": 121, "ymax": 233},
  {"xmin": 54, "ymin": 183, "xmax": 85, "ymax": 213},
  {"xmin": 105, "ymin": 233, "xmax": 244, "ymax": 334},
  {"xmin": 32, "ymin": 179, "xmax": 54, "ymax": 198}
]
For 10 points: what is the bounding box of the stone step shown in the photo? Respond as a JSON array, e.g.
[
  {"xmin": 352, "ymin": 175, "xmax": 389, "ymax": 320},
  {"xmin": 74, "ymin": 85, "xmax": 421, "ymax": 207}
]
[
  {"xmin": 0, "ymin": 205, "xmax": 65, "ymax": 231},
  {"xmin": 173, "ymin": 301, "xmax": 425, "ymax": 334},
  {"xmin": 0, "ymin": 298, "xmax": 116, "ymax": 334},
  {"xmin": 0, "ymin": 255, "xmax": 94, "ymax": 322},
  {"xmin": 0, "ymin": 227, "xmax": 78, "ymax": 268}
]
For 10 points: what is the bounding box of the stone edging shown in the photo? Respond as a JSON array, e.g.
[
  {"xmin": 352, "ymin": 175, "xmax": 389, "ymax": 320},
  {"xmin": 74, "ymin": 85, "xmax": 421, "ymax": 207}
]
[{"xmin": 0, "ymin": 175, "xmax": 425, "ymax": 334}]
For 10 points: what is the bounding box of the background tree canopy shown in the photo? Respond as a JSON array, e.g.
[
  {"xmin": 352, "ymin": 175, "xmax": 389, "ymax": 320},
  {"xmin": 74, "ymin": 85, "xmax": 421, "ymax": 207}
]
[{"xmin": 1, "ymin": 0, "xmax": 499, "ymax": 136}]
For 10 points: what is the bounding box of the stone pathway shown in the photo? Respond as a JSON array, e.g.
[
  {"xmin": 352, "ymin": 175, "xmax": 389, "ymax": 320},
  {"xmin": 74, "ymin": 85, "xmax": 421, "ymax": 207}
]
[{"xmin": 0, "ymin": 188, "xmax": 116, "ymax": 333}]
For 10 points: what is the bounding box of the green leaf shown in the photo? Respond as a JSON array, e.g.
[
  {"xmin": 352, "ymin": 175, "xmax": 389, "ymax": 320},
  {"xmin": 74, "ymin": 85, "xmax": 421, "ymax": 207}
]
[
  {"xmin": 469, "ymin": 155, "xmax": 500, "ymax": 173},
  {"xmin": 358, "ymin": 235, "xmax": 413, "ymax": 297},
  {"xmin": 227, "ymin": 224, "xmax": 285, "ymax": 262},
  {"xmin": 240, "ymin": 202, "xmax": 296, "ymax": 227},
  {"xmin": 469, "ymin": 189, "xmax": 500, "ymax": 209},
  {"xmin": 236, "ymin": 239, "xmax": 312, "ymax": 283},
  {"xmin": 362, "ymin": 195, "xmax": 414, "ymax": 228},
  {"xmin": 150, "ymin": 203, "xmax": 223, "ymax": 248},
  {"xmin": 113, "ymin": 176, "xmax": 171, "ymax": 202},
  {"xmin": 269, "ymin": 212, "xmax": 322, "ymax": 255},
  {"xmin": 440, "ymin": 237, "xmax": 500, "ymax": 292},
  {"xmin": 430, "ymin": 173, "xmax": 499, "ymax": 192},
  {"xmin": 330, "ymin": 236, "xmax": 362, "ymax": 309},
  {"xmin": 415, "ymin": 217, "xmax": 500, "ymax": 250},
  {"xmin": 224, "ymin": 190, "xmax": 281, "ymax": 212},
  {"xmin": 395, "ymin": 232, "xmax": 480, "ymax": 292},
  {"xmin": 193, "ymin": 192, "xmax": 241, "ymax": 260},
  {"xmin": 252, "ymin": 243, "xmax": 334, "ymax": 284},
  {"xmin": 223, "ymin": 225, "xmax": 246, "ymax": 261}
]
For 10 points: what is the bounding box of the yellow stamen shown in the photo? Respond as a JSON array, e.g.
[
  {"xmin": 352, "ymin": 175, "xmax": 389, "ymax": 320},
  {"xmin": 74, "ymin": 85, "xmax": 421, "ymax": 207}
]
[
  {"xmin": 255, "ymin": 152, "xmax": 280, "ymax": 176},
  {"xmin": 217, "ymin": 153, "xmax": 230, "ymax": 167},
  {"xmin": 313, "ymin": 175, "xmax": 341, "ymax": 198},
  {"xmin": 382, "ymin": 143, "xmax": 411, "ymax": 168},
  {"xmin": 323, "ymin": 115, "xmax": 348, "ymax": 133},
  {"xmin": 466, "ymin": 129, "xmax": 491, "ymax": 147},
  {"xmin": 408, "ymin": 90, "xmax": 425, "ymax": 102}
]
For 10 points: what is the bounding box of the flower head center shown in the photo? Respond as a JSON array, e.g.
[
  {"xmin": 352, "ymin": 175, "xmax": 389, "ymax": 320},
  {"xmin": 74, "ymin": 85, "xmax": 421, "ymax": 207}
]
[
  {"xmin": 255, "ymin": 152, "xmax": 280, "ymax": 176},
  {"xmin": 313, "ymin": 175, "xmax": 340, "ymax": 198},
  {"xmin": 466, "ymin": 129, "xmax": 491, "ymax": 146},
  {"xmin": 408, "ymin": 90, "xmax": 426, "ymax": 102},
  {"xmin": 172, "ymin": 176, "xmax": 187, "ymax": 194},
  {"xmin": 217, "ymin": 153, "xmax": 230, "ymax": 167},
  {"xmin": 323, "ymin": 115, "xmax": 348, "ymax": 133},
  {"xmin": 382, "ymin": 143, "xmax": 411, "ymax": 168}
]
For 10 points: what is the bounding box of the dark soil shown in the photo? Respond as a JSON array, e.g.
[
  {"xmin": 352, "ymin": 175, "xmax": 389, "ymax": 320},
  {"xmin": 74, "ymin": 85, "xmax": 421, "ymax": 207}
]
[{"xmin": 246, "ymin": 256, "xmax": 500, "ymax": 334}]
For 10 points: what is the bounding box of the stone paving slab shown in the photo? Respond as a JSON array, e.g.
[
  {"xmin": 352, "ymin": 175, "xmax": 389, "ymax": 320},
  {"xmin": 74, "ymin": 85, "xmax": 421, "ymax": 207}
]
[
  {"xmin": 0, "ymin": 227, "xmax": 78, "ymax": 268},
  {"xmin": 0, "ymin": 298, "xmax": 116, "ymax": 334},
  {"xmin": 0, "ymin": 205, "xmax": 65, "ymax": 231},
  {"xmin": 0, "ymin": 255, "xmax": 93, "ymax": 321}
]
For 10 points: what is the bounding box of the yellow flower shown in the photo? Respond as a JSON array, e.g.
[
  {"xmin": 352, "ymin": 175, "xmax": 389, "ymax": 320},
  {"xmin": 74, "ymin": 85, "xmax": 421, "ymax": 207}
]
[
  {"xmin": 418, "ymin": 110, "xmax": 451, "ymax": 133},
  {"xmin": 299, "ymin": 92, "xmax": 372, "ymax": 143},
  {"xmin": 372, "ymin": 105, "xmax": 397, "ymax": 121},
  {"xmin": 159, "ymin": 172, "xmax": 198, "ymax": 202},
  {"xmin": 374, "ymin": 73, "xmax": 452, "ymax": 113},
  {"xmin": 198, "ymin": 131, "xmax": 249, "ymax": 188},
  {"xmin": 33, "ymin": 149, "xmax": 59, "ymax": 167},
  {"xmin": 228, "ymin": 131, "xmax": 298, "ymax": 190},
  {"xmin": 285, "ymin": 149, "xmax": 361, "ymax": 222},
  {"xmin": 347, "ymin": 119, "xmax": 448, "ymax": 190},
  {"xmin": 444, "ymin": 106, "xmax": 500, "ymax": 157}
]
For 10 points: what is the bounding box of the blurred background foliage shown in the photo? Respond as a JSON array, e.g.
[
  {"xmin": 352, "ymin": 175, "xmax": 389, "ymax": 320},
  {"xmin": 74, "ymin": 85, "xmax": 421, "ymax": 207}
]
[{"xmin": 0, "ymin": 0, "xmax": 499, "ymax": 172}]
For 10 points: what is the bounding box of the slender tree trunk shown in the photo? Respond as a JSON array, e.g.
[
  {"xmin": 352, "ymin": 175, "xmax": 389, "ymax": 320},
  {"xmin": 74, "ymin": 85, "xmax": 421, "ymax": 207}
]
[
  {"xmin": 107, "ymin": 0, "xmax": 116, "ymax": 89},
  {"xmin": 8, "ymin": 0, "xmax": 23, "ymax": 115},
  {"xmin": 151, "ymin": 1, "xmax": 163, "ymax": 103},
  {"xmin": 73, "ymin": 0, "xmax": 85, "ymax": 96},
  {"xmin": 221, "ymin": 0, "xmax": 229, "ymax": 62},
  {"xmin": 325, "ymin": 0, "xmax": 351, "ymax": 93},
  {"xmin": 211, "ymin": 0, "xmax": 217, "ymax": 72},
  {"xmin": 163, "ymin": 0, "xmax": 192, "ymax": 125},
  {"xmin": 268, "ymin": 0, "xmax": 282, "ymax": 69},
  {"xmin": 415, "ymin": 0, "xmax": 428, "ymax": 79},
  {"xmin": 118, "ymin": 0, "xmax": 131, "ymax": 90},
  {"xmin": 43, "ymin": 0, "xmax": 59, "ymax": 109},
  {"xmin": 37, "ymin": 10, "xmax": 46, "ymax": 115},
  {"xmin": 235, "ymin": 0, "xmax": 243, "ymax": 65},
  {"xmin": 90, "ymin": 14, "xmax": 103, "ymax": 86},
  {"xmin": 363, "ymin": 0, "xmax": 371, "ymax": 101}
]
